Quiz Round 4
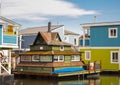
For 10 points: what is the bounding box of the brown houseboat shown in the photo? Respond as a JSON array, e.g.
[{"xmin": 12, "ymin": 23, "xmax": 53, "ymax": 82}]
[{"xmin": 14, "ymin": 27, "xmax": 85, "ymax": 77}]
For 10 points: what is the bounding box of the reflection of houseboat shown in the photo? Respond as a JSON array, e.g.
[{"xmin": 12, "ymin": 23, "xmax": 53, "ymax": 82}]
[{"xmin": 14, "ymin": 24, "xmax": 84, "ymax": 77}]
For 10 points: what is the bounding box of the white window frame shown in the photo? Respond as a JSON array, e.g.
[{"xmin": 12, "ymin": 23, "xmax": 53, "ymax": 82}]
[
  {"xmin": 54, "ymin": 55, "xmax": 64, "ymax": 62},
  {"xmin": 111, "ymin": 51, "xmax": 119, "ymax": 63},
  {"xmin": 60, "ymin": 46, "xmax": 64, "ymax": 51},
  {"xmin": 71, "ymin": 55, "xmax": 80, "ymax": 61},
  {"xmin": 85, "ymin": 51, "xmax": 91, "ymax": 60},
  {"xmin": 32, "ymin": 55, "xmax": 40, "ymax": 62},
  {"xmin": 108, "ymin": 28, "xmax": 118, "ymax": 38},
  {"xmin": 40, "ymin": 56, "xmax": 52, "ymax": 62},
  {"xmin": 21, "ymin": 55, "xmax": 31, "ymax": 62}
]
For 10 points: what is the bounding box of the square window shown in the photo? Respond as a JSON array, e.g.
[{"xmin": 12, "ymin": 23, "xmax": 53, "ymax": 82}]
[
  {"xmin": 111, "ymin": 51, "xmax": 119, "ymax": 63},
  {"xmin": 85, "ymin": 51, "xmax": 91, "ymax": 60},
  {"xmin": 109, "ymin": 28, "xmax": 117, "ymax": 38},
  {"xmin": 54, "ymin": 55, "xmax": 64, "ymax": 62},
  {"xmin": 32, "ymin": 55, "xmax": 40, "ymax": 62},
  {"xmin": 60, "ymin": 46, "xmax": 64, "ymax": 51},
  {"xmin": 71, "ymin": 55, "xmax": 80, "ymax": 61}
]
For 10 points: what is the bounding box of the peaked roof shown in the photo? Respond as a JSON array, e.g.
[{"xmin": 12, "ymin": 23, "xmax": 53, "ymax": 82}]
[
  {"xmin": 64, "ymin": 30, "xmax": 80, "ymax": 35},
  {"xmin": 0, "ymin": 16, "xmax": 21, "ymax": 27},
  {"xmin": 33, "ymin": 32, "xmax": 71, "ymax": 46},
  {"xmin": 19, "ymin": 25, "xmax": 64, "ymax": 35}
]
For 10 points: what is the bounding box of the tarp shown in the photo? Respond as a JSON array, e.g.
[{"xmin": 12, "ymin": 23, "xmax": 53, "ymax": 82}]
[{"xmin": 51, "ymin": 67, "xmax": 84, "ymax": 74}]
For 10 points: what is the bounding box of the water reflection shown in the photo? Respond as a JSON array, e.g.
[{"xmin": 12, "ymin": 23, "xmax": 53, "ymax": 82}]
[{"xmin": 14, "ymin": 75, "xmax": 120, "ymax": 85}]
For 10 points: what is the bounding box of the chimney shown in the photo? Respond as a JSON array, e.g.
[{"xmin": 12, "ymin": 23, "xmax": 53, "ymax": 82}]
[{"xmin": 48, "ymin": 21, "xmax": 51, "ymax": 32}]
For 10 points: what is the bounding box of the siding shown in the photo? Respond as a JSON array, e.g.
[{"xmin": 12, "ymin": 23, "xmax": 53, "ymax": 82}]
[
  {"xmin": 0, "ymin": 25, "xmax": 2, "ymax": 45},
  {"xmin": 3, "ymin": 34, "xmax": 17, "ymax": 44},
  {"xmin": 90, "ymin": 25, "xmax": 120, "ymax": 46},
  {"xmin": 81, "ymin": 48, "xmax": 119, "ymax": 70},
  {"xmin": 80, "ymin": 39, "xmax": 90, "ymax": 46},
  {"xmin": 16, "ymin": 66, "xmax": 52, "ymax": 73},
  {"xmin": 21, "ymin": 35, "xmax": 36, "ymax": 48}
]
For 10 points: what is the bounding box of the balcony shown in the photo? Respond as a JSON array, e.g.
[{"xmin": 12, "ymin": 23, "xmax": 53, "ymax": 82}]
[{"xmin": 3, "ymin": 34, "xmax": 17, "ymax": 45}]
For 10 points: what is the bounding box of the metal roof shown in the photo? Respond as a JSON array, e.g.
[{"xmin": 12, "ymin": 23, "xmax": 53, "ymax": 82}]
[
  {"xmin": 80, "ymin": 21, "xmax": 120, "ymax": 28},
  {"xmin": 0, "ymin": 16, "xmax": 21, "ymax": 27},
  {"xmin": 19, "ymin": 25, "xmax": 64, "ymax": 35},
  {"xmin": 64, "ymin": 30, "xmax": 80, "ymax": 35}
]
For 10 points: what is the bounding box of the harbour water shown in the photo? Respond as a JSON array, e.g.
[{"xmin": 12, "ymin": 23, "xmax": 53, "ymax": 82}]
[{"xmin": 13, "ymin": 75, "xmax": 120, "ymax": 85}]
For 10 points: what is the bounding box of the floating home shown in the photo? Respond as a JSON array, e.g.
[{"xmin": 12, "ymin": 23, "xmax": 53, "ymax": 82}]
[
  {"xmin": 80, "ymin": 21, "xmax": 120, "ymax": 72},
  {"xmin": 0, "ymin": 16, "xmax": 20, "ymax": 83},
  {"xmin": 14, "ymin": 30, "xmax": 85, "ymax": 77}
]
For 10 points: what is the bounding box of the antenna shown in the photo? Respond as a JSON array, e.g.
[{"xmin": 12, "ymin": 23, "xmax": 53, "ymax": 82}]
[{"xmin": 94, "ymin": 16, "xmax": 96, "ymax": 23}]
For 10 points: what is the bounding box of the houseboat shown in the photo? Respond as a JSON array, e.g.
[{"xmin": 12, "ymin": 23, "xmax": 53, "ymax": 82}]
[
  {"xmin": 80, "ymin": 21, "xmax": 120, "ymax": 72},
  {"xmin": 14, "ymin": 29, "xmax": 86, "ymax": 77},
  {"xmin": 0, "ymin": 16, "xmax": 20, "ymax": 83}
]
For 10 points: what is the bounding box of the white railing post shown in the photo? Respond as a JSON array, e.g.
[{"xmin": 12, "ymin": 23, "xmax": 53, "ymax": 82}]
[
  {"xmin": 0, "ymin": 58, "xmax": 1, "ymax": 75},
  {"xmin": 8, "ymin": 50, "xmax": 11, "ymax": 74}
]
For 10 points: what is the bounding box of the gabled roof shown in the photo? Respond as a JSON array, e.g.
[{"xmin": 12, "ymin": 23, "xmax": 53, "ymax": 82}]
[
  {"xmin": 80, "ymin": 21, "xmax": 120, "ymax": 28},
  {"xmin": 19, "ymin": 25, "xmax": 64, "ymax": 35},
  {"xmin": 0, "ymin": 16, "xmax": 21, "ymax": 27},
  {"xmin": 64, "ymin": 30, "xmax": 79, "ymax": 35},
  {"xmin": 33, "ymin": 32, "xmax": 71, "ymax": 46}
]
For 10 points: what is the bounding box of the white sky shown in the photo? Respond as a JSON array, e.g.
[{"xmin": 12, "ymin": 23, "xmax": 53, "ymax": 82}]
[{"xmin": 1, "ymin": 0, "xmax": 97, "ymax": 21}]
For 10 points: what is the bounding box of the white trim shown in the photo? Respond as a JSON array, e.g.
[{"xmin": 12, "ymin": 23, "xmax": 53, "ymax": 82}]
[
  {"xmin": 0, "ymin": 45, "xmax": 18, "ymax": 48},
  {"xmin": 71, "ymin": 55, "xmax": 80, "ymax": 61},
  {"xmin": 110, "ymin": 51, "xmax": 119, "ymax": 64},
  {"xmin": 60, "ymin": 46, "xmax": 64, "ymax": 51},
  {"xmin": 81, "ymin": 22, "xmax": 120, "ymax": 28},
  {"xmin": 54, "ymin": 55, "xmax": 64, "ymax": 62},
  {"xmin": 32, "ymin": 55, "xmax": 40, "ymax": 62},
  {"xmin": 85, "ymin": 51, "xmax": 91, "ymax": 60},
  {"xmin": 80, "ymin": 47, "xmax": 120, "ymax": 49},
  {"xmin": 108, "ymin": 28, "xmax": 118, "ymax": 38}
]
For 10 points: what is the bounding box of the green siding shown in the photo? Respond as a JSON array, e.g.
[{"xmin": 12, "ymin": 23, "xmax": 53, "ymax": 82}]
[
  {"xmin": 64, "ymin": 56, "xmax": 71, "ymax": 62},
  {"xmin": 30, "ymin": 45, "xmax": 52, "ymax": 51},
  {"xmin": 52, "ymin": 46, "xmax": 60, "ymax": 50},
  {"xmin": 52, "ymin": 46, "xmax": 71, "ymax": 51},
  {"xmin": 80, "ymin": 48, "xmax": 119, "ymax": 70},
  {"xmin": 16, "ymin": 66, "xmax": 52, "ymax": 73}
]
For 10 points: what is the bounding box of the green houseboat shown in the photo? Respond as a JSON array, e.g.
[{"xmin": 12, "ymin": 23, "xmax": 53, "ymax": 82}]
[{"xmin": 14, "ymin": 31, "xmax": 85, "ymax": 77}]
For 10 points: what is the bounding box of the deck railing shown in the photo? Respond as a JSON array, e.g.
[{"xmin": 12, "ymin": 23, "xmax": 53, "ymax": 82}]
[{"xmin": 83, "ymin": 61, "xmax": 101, "ymax": 73}]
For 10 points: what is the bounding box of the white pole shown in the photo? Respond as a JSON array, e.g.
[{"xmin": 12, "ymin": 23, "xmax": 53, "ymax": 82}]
[
  {"xmin": 8, "ymin": 50, "xmax": 11, "ymax": 74},
  {"xmin": 0, "ymin": 58, "xmax": 1, "ymax": 75}
]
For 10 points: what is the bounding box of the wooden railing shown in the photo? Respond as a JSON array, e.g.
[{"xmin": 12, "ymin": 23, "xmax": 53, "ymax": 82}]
[{"xmin": 83, "ymin": 61, "xmax": 101, "ymax": 73}]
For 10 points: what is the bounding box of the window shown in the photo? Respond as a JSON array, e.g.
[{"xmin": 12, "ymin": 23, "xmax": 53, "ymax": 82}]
[
  {"xmin": 109, "ymin": 28, "xmax": 117, "ymax": 38},
  {"xmin": 85, "ymin": 51, "xmax": 91, "ymax": 60},
  {"xmin": 32, "ymin": 55, "xmax": 40, "ymax": 62},
  {"xmin": 40, "ymin": 56, "xmax": 52, "ymax": 62},
  {"xmin": 21, "ymin": 55, "xmax": 31, "ymax": 61},
  {"xmin": 71, "ymin": 55, "xmax": 80, "ymax": 61},
  {"xmin": 74, "ymin": 38, "xmax": 77, "ymax": 45},
  {"xmin": 54, "ymin": 55, "xmax": 64, "ymax": 62},
  {"xmin": 111, "ymin": 51, "xmax": 119, "ymax": 63},
  {"xmin": 60, "ymin": 46, "xmax": 64, "ymax": 51},
  {"xmin": 40, "ymin": 46, "xmax": 43, "ymax": 50}
]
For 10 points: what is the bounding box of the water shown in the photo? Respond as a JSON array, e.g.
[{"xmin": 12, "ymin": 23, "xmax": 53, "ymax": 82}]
[{"xmin": 13, "ymin": 75, "xmax": 120, "ymax": 85}]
